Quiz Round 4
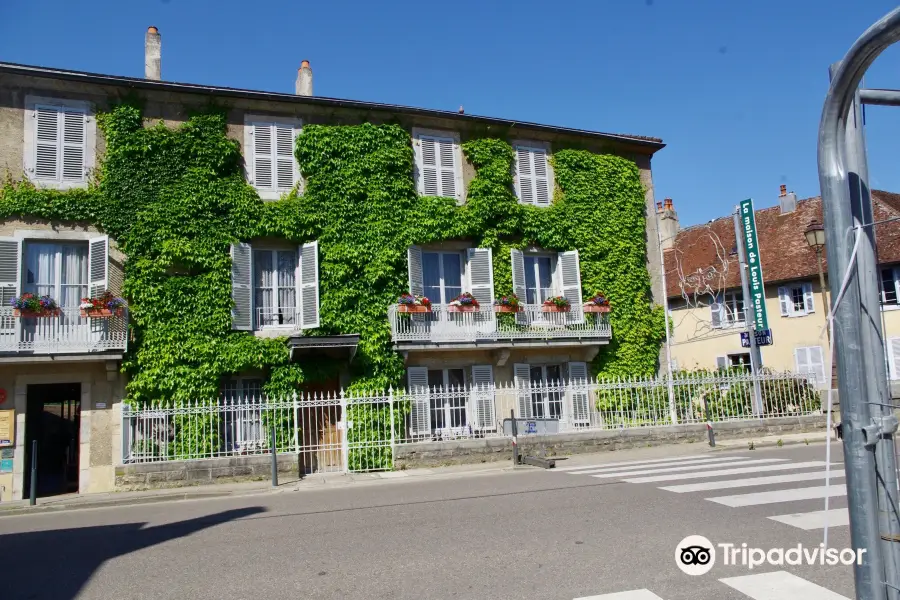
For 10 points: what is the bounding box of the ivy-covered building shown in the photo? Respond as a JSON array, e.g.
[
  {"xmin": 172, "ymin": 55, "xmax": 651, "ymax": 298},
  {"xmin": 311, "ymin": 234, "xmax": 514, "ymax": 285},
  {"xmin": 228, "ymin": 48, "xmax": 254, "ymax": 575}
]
[{"xmin": 0, "ymin": 28, "xmax": 666, "ymax": 498}]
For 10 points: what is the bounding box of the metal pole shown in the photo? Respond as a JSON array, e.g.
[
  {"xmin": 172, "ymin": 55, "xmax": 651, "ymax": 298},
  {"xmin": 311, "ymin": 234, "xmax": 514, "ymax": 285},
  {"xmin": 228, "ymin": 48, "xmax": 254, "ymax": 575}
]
[
  {"xmin": 839, "ymin": 68, "xmax": 900, "ymax": 598},
  {"xmin": 733, "ymin": 210, "xmax": 764, "ymax": 416},
  {"xmin": 510, "ymin": 409, "xmax": 519, "ymax": 466},
  {"xmin": 656, "ymin": 208, "xmax": 678, "ymax": 425},
  {"xmin": 270, "ymin": 425, "xmax": 278, "ymax": 488},
  {"xmin": 818, "ymin": 11, "xmax": 900, "ymax": 597},
  {"xmin": 29, "ymin": 439, "xmax": 37, "ymax": 506}
]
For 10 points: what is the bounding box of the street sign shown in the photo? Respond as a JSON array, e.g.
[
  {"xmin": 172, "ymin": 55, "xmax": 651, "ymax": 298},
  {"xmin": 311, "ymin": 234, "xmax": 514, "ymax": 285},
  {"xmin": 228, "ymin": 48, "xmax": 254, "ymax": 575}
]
[
  {"xmin": 741, "ymin": 329, "xmax": 773, "ymax": 348},
  {"xmin": 739, "ymin": 198, "xmax": 769, "ymax": 332}
]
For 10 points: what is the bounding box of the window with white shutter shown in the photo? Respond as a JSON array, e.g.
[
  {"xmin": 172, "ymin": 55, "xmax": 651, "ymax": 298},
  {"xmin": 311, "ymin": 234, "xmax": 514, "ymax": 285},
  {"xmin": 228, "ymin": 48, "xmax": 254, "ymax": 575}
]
[
  {"xmin": 514, "ymin": 143, "xmax": 552, "ymax": 206},
  {"xmin": 231, "ymin": 243, "xmax": 253, "ymax": 331},
  {"xmin": 413, "ymin": 129, "xmax": 462, "ymax": 200},
  {"xmin": 407, "ymin": 367, "xmax": 431, "ymax": 437},
  {"xmin": 566, "ymin": 361, "xmax": 590, "ymax": 426},
  {"xmin": 244, "ymin": 116, "xmax": 302, "ymax": 200},
  {"xmin": 779, "ymin": 283, "xmax": 814, "ymax": 317},
  {"xmin": 555, "ymin": 250, "xmax": 583, "ymax": 324},
  {"xmin": 298, "ymin": 241, "xmax": 319, "ymax": 329},
  {"xmin": 470, "ymin": 365, "xmax": 495, "ymax": 431},
  {"xmin": 795, "ymin": 346, "xmax": 826, "ymax": 388},
  {"xmin": 25, "ymin": 97, "xmax": 95, "ymax": 188}
]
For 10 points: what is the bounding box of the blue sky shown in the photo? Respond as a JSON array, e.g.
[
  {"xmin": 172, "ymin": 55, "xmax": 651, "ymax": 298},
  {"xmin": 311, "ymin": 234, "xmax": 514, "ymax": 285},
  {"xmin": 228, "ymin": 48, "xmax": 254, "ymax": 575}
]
[{"xmin": 2, "ymin": 0, "xmax": 900, "ymax": 227}]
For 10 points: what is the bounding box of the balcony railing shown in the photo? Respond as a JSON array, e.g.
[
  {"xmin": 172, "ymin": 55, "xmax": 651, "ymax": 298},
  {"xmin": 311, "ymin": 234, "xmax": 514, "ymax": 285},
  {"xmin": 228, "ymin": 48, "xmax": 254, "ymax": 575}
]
[
  {"xmin": 0, "ymin": 307, "xmax": 128, "ymax": 354},
  {"xmin": 256, "ymin": 307, "xmax": 299, "ymax": 330},
  {"xmin": 388, "ymin": 304, "xmax": 611, "ymax": 345}
]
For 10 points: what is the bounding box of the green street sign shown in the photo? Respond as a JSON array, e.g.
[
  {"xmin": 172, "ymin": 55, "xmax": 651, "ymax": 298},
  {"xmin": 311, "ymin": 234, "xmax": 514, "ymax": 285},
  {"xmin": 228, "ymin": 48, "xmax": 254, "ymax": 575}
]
[{"xmin": 739, "ymin": 198, "xmax": 768, "ymax": 331}]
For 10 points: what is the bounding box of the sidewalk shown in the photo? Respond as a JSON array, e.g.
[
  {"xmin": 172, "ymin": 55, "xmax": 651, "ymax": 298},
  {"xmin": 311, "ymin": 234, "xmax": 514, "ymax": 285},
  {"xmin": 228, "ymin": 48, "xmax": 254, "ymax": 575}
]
[{"xmin": 0, "ymin": 428, "xmax": 836, "ymax": 517}]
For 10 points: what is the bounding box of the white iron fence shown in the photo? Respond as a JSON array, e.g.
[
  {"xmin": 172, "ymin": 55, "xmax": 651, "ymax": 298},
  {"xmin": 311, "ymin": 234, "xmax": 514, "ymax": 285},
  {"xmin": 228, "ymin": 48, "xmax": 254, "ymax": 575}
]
[{"xmin": 122, "ymin": 370, "xmax": 822, "ymax": 473}]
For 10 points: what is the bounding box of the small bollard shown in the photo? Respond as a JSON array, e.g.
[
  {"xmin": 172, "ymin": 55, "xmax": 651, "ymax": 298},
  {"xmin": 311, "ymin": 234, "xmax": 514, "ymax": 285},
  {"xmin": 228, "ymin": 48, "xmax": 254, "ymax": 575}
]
[
  {"xmin": 29, "ymin": 439, "xmax": 38, "ymax": 506},
  {"xmin": 510, "ymin": 409, "xmax": 519, "ymax": 466},
  {"xmin": 270, "ymin": 427, "xmax": 278, "ymax": 488},
  {"xmin": 707, "ymin": 422, "xmax": 716, "ymax": 447}
]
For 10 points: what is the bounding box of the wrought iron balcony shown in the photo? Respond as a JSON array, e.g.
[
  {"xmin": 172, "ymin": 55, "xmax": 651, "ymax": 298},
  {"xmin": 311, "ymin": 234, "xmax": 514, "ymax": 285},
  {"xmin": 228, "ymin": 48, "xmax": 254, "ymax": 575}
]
[{"xmin": 0, "ymin": 307, "xmax": 128, "ymax": 355}]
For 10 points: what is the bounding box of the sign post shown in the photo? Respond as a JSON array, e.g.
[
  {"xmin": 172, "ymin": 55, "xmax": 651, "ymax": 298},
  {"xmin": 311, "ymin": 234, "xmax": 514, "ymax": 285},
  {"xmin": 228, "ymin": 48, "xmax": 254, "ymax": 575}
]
[{"xmin": 734, "ymin": 202, "xmax": 765, "ymax": 416}]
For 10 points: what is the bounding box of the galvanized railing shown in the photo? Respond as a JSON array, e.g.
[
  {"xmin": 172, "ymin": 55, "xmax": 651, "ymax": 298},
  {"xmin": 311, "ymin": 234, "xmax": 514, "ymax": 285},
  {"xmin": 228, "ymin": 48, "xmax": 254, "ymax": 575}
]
[
  {"xmin": 122, "ymin": 370, "xmax": 821, "ymax": 473},
  {"xmin": 388, "ymin": 303, "xmax": 612, "ymax": 343},
  {"xmin": 0, "ymin": 307, "xmax": 128, "ymax": 353}
]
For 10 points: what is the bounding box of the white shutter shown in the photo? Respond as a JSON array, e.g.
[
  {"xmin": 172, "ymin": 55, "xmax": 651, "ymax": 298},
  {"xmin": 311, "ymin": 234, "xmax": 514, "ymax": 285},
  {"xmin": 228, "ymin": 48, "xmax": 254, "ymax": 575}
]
[
  {"xmin": 515, "ymin": 147, "xmax": 535, "ymax": 205},
  {"xmin": 34, "ymin": 106, "xmax": 60, "ymax": 180},
  {"xmin": 299, "ymin": 241, "xmax": 319, "ymax": 329},
  {"xmin": 778, "ymin": 287, "xmax": 791, "ymax": 316},
  {"xmin": 803, "ymin": 282, "xmax": 815, "ymax": 314},
  {"xmin": 808, "ymin": 346, "xmax": 826, "ymax": 388},
  {"xmin": 0, "ymin": 238, "xmax": 21, "ymax": 319},
  {"xmin": 416, "ymin": 135, "xmax": 457, "ymax": 198},
  {"xmin": 275, "ymin": 124, "xmax": 297, "ymax": 190},
  {"xmin": 514, "ymin": 363, "xmax": 532, "ymax": 419},
  {"xmin": 230, "ymin": 242, "xmax": 253, "ymax": 330},
  {"xmin": 794, "ymin": 347, "xmax": 811, "ymax": 379},
  {"xmin": 418, "ymin": 137, "xmax": 440, "ymax": 196},
  {"xmin": 437, "ymin": 138, "xmax": 457, "ymax": 198},
  {"xmin": 467, "ymin": 247, "xmax": 494, "ymax": 312},
  {"xmin": 715, "ymin": 356, "xmax": 728, "ymax": 370},
  {"xmin": 567, "ymin": 361, "xmax": 590, "ymax": 425},
  {"xmin": 710, "ymin": 295, "xmax": 723, "ymax": 328},
  {"xmin": 407, "ymin": 245, "xmax": 424, "ymax": 296},
  {"xmin": 470, "ymin": 365, "xmax": 495, "ymax": 430},
  {"xmin": 510, "ymin": 249, "xmax": 527, "ymax": 325},
  {"xmin": 557, "ymin": 250, "xmax": 583, "ymax": 324},
  {"xmin": 88, "ymin": 235, "xmax": 109, "ymax": 297},
  {"xmin": 889, "ymin": 338, "xmax": 900, "ymax": 380},
  {"xmin": 407, "ymin": 367, "xmax": 431, "ymax": 436},
  {"xmin": 252, "ymin": 123, "xmax": 274, "ymax": 189},
  {"xmin": 532, "ymin": 149, "xmax": 550, "ymax": 206},
  {"xmin": 62, "ymin": 109, "xmax": 86, "ymax": 181}
]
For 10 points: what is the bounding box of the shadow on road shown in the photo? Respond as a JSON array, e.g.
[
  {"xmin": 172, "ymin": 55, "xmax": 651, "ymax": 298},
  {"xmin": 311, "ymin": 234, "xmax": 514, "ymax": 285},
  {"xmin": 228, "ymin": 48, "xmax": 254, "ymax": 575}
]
[{"xmin": 0, "ymin": 506, "xmax": 266, "ymax": 600}]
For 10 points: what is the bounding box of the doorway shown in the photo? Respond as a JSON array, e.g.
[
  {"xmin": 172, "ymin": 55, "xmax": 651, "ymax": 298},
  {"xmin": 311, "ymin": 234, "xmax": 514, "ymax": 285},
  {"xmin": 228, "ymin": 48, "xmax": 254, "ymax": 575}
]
[{"xmin": 24, "ymin": 383, "xmax": 81, "ymax": 498}]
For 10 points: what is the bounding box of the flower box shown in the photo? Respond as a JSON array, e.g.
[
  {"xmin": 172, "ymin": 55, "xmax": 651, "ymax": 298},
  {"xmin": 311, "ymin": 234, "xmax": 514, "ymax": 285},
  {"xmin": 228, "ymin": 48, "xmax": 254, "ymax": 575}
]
[
  {"xmin": 583, "ymin": 304, "xmax": 611, "ymax": 313},
  {"xmin": 448, "ymin": 305, "xmax": 479, "ymax": 313},
  {"xmin": 13, "ymin": 308, "xmax": 60, "ymax": 318},
  {"xmin": 542, "ymin": 305, "xmax": 571, "ymax": 313},
  {"xmin": 81, "ymin": 308, "xmax": 126, "ymax": 318},
  {"xmin": 494, "ymin": 305, "xmax": 522, "ymax": 313},
  {"xmin": 397, "ymin": 304, "xmax": 431, "ymax": 314}
]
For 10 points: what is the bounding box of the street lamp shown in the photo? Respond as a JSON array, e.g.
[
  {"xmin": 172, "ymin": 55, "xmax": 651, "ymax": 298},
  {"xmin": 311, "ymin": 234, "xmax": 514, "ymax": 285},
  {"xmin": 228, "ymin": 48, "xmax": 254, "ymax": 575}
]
[{"xmin": 804, "ymin": 219, "xmax": 833, "ymax": 389}]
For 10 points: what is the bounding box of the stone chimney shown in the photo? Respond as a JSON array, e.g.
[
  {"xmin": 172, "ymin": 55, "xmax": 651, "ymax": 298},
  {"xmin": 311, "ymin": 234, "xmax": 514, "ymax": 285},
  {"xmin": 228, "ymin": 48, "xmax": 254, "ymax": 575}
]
[
  {"xmin": 145, "ymin": 26, "xmax": 161, "ymax": 80},
  {"xmin": 779, "ymin": 184, "xmax": 797, "ymax": 214},
  {"xmin": 658, "ymin": 198, "xmax": 679, "ymax": 250},
  {"xmin": 296, "ymin": 60, "xmax": 313, "ymax": 96}
]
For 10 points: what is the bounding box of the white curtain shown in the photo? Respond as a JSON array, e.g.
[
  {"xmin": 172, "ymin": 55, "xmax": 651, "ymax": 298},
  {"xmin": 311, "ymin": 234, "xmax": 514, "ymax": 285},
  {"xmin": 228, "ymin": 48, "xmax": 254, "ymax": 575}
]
[
  {"xmin": 25, "ymin": 243, "xmax": 86, "ymax": 307},
  {"xmin": 60, "ymin": 245, "xmax": 87, "ymax": 307},
  {"xmin": 25, "ymin": 243, "xmax": 56, "ymax": 298},
  {"xmin": 253, "ymin": 250, "xmax": 274, "ymax": 324}
]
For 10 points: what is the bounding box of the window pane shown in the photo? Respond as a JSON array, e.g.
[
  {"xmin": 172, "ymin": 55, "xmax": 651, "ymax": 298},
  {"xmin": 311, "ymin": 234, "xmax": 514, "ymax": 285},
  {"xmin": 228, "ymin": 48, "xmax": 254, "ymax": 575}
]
[
  {"xmin": 446, "ymin": 368, "xmax": 465, "ymax": 387},
  {"xmin": 882, "ymin": 269, "xmax": 898, "ymax": 305},
  {"xmin": 791, "ymin": 287, "xmax": 805, "ymax": 311},
  {"xmin": 423, "ymin": 253, "xmax": 441, "ymax": 302},
  {"xmin": 427, "ymin": 370, "xmax": 443, "ymax": 389},
  {"xmin": 546, "ymin": 364, "xmax": 562, "ymax": 383},
  {"xmin": 25, "ymin": 243, "xmax": 57, "ymax": 297},
  {"xmin": 253, "ymin": 250, "xmax": 274, "ymax": 320},
  {"xmin": 524, "ymin": 257, "xmax": 537, "ymax": 304},
  {"xmin": 537, "ymin": 257, "xmax": 553, "ymax": 301},
  {"xmin": 529, "ymin": 366, "xmax": 543, "ymax": 384},
  {"xmin": 277, "ymin": 251, "xmax": 296, "ymax": 288},
  {"xmin": 442, "ymin": 254, "xmax": 462, "ymax": 288},
  {"xmin": 60, "ymin": 245, "xmax": 88, "ymax": 307}
]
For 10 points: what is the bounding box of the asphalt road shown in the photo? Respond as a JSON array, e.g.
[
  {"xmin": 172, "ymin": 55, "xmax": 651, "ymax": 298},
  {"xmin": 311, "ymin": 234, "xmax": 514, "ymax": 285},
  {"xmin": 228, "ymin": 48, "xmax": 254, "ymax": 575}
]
[{"xmin": 0, "ymin": 443, "xmax": 858, "ymax": 600}]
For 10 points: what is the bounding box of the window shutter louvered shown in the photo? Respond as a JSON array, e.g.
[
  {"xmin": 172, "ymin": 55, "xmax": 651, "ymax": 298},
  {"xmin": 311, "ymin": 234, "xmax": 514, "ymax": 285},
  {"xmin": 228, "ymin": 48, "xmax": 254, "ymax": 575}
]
[
  {"xmin": 808, "ymin": 346, "xmax": 825, "ymax": 387},
  {"xmin": 513, "ymin": 363, "xmax": 532, "ymax": 419},
  {"xmin": 715, "ymin": 356, "xmax": 728, "ymax": 370},
  {"xmin": 35, "ymin": 106, "xmax": 60, "ymax": 180},
  {"xmin": 62, "ymin": 109, "xmax": 86, "ymax": 181},
  {"xmin": 778, "ymin": 287, "xmax": 791, "ymax": 316},
  {"xmin": 252, "ymin": 124, "xmax": 273, "ymax": 189},
  {"xmin": 533, "ymin": 149, "xmax": 550, "ymax": 206},
  {"xmin": 516, "ymin": 147, "xmax": 535, "ymax": 205},
  {"xmin": 889, "ymin": 338, "xmax": 900, "ymax": 380},
  {"xmin": 437, "ymin": 139, "xmax": 457, "ymax": 198},
  {"xmin": 567, "ymin": 361, "xmax": 590, "ymax": 425},
  {"xmin": 803, "ymin": 283, "xmax": 815, "ymax": 313},
  {"xmin": 557, "ymin": 250, "xmax": 583, "ymax": 324},
  {"xmin": 407, "ymin": 246, "xmax": 424, "ymax": 296},
  {"xmin": 510, "ymin": 249, "xmax": 527, "ymax": 324},
  {"xmin": 299, "ymin": 241, "xmax": 319, "ymax": 329},
  {"xmin": 515, "ymin": 145, "xmax": 551, "ymax": 206},
  {"xmin": 470, "ymin": 365, "xmax": 495, "ymax": 430},
  {"xmin": 416, "ymin": 135, "xmax": 458, "ymax": 198},
  {"xmin": 0, "ymin": 237, "xmax": 21, "ymax": 310},
  {"xmin": 794, "ymin": 347, "xmax": 811, "ymax": 379},
  {"xmin": 467, "ymin": 247, "xmax": 494, "ymax": 311},
  {"xmin": 407, "ymin": 367, "xmax": 431, "ymax": 436},
  {"xmin": 230, "ymin": 242, "xmax": 253, "ymax": 330},
  {"xmin": 419, "ymin": 138, "xmax": 440, "ymax": 196},
  {"xmin": 88, "ymin": 235, "xmax": 109, "ymax": 297},
  {"xmin": 275, "ymin": 124, "xmax": 296, "ymax": 190}
]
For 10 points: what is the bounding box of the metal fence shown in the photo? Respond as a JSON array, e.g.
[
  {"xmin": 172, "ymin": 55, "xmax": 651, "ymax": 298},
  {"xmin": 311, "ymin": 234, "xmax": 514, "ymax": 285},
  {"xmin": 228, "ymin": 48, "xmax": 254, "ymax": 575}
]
[{"xmin": 122, "ymin": 370, "xmax": 821, "ymax": 473}]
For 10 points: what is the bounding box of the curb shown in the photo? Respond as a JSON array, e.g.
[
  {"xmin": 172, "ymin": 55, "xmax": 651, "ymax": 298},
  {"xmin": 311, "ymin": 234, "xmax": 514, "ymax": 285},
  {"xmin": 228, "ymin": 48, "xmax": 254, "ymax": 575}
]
[{"xmin": 712, "ymin": 436, "xmax": 831, "ymax": 452}]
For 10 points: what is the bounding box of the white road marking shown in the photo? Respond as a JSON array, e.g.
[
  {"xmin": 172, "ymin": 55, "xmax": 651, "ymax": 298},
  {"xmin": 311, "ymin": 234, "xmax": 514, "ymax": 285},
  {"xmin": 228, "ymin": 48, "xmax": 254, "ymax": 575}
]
[
  {"xmin": 554, "ymin": 454, "xmax": 742, "ymax": 472},
  {"xmin": 659, "ymin": 468, "xmax": 845, "ymax": 493},
  {"xmin": 768, "ymin": 508, "xmax": 851, "ymax": 530},
  {"xmin": 719, "ymin": 570, "xmax": 851, "ymax": 600},
  {"xmin": 573, "ymin": 591, "xmax": 665, "ymax": 600},
  {"xmin": 624, "ymin": 461, "xmax": 828, "ymax": 484},
  {"xmin": 589, "ymin": 459, "xmax": 787, "ymax": 479},
  {"xmin": 569, "ymin": 456, "xmax": 755, "ymax": 475},
  {"xmin": 707, "ymin": 484, "xmax": 847, "ymax": 507}
]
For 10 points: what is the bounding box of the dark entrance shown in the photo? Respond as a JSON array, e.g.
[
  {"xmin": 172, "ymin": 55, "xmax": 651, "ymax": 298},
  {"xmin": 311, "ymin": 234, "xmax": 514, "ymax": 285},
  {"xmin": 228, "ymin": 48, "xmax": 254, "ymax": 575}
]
[{"xmin": 24, "ymin": 383, "xmax": 81, "ymax": 498}]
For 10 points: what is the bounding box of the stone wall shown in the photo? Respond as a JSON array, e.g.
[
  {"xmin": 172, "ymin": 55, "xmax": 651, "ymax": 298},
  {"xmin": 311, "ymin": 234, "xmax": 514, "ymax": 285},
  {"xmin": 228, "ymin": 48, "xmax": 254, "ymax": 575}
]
[
  {"xmin": 394, "ymin": 415, "xmax": 828, "ymax": 469},
  {"xmin": 115, "ymin": 453, "xmax": 299, "ymax": 490}
]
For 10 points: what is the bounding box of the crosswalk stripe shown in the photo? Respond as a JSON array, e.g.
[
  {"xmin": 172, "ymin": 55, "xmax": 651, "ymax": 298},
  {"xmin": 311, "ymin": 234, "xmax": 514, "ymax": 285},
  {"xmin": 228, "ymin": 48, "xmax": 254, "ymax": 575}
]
[
  {"xmin": 707, "ymin": 484, "xmax": 847, "ymax": 507},
  {"xmin": 589, "ymin": 459, "xmax": 787, "ymax": 479},
  {"xmin": 720, "ymin": 570, "xmax": 851, "ymax": 600},
  {"xmin": 569, "ymin": 456, "xmax": 756, "ymax": 475},
  {"xmin": 554, "ymin": 454, "xmax": 739, "ymax": 472},
  {"xmin": 659, "ymin": 468, "xmax": 845, "ymax": 493},
  {"xmin": 624, "ymin": 461, "xmax": 828, "ymax": 484},
  {"xmin": 768, "ymin": 508, "xmax": 851, "ymax": 530},
  {"xmin": 573, "ymin": 591, "xmax": 665, "ymax": 600}
]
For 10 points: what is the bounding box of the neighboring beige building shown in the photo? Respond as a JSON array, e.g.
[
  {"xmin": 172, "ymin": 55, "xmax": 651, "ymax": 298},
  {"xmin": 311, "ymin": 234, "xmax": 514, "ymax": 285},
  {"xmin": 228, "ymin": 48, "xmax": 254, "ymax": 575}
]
[
  {"xmin": 0, "ymin": 28, "xmax": 666, "ymax": 498},
  {"xmin": 662, "ymin": 187, "xmax": 900, "ymax": 395}
]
